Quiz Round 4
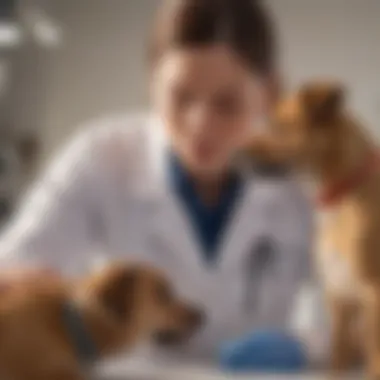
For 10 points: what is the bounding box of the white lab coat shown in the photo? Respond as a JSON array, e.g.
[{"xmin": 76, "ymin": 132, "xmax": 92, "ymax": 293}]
[{"xmin": 0, "ymin": 114, "xmax": 328, "ymax": 365}]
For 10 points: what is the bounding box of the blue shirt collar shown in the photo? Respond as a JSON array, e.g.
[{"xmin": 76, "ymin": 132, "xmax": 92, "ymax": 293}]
[
  {"xmin": 168, "ymin": 152, "xmax": 243, "ymax": 261},
  {"xmin": 168, "ymin": 151, "xmax": 242, "ymax": 201}
]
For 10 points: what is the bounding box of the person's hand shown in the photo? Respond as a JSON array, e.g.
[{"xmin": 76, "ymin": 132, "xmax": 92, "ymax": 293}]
[
  {"xmin": 0, "ymin": 267, "xmax": 59, "ymax": 293},
  {"xmin": 219, "ymin": 330, "xmax": 308, "ymax": 373}
]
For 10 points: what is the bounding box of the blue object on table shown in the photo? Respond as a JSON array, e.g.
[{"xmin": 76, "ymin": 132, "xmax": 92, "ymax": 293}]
[{"xmin": 219, "ymin": 330, "xmax": 308, "ymax": 373}]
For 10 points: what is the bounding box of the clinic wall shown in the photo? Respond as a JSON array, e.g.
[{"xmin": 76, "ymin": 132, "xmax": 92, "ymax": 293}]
[
  {"xmin": 10, "ymin": 0, "xmax": 380, "ymax": 161},
  {"xmin": 39, "ymin": 0, "xmax": 159, "ymax": 159},
  {"xmin": 268, "ymin": 0, "xmax": 380, "ymax": 132}
]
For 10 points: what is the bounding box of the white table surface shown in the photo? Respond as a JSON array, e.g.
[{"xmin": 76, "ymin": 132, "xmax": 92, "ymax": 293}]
[{"xmin": 93, "ymin": 360, "xmax": 362, "ymax": 380}]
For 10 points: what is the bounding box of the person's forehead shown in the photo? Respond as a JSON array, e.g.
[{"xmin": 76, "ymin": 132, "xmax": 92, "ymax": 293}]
[{"xmin": 156, "ymin": 45, "xmax": 259, "ymax": 88}]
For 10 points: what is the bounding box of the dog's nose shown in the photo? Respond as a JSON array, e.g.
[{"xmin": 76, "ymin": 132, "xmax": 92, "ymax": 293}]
[
  {"xmin": 153, "ymin": 330, "xmax": 182, "ymax": 346},
  {"xmin": 186, "ymin": 308, "xmax": 206, "ymax": 330}
]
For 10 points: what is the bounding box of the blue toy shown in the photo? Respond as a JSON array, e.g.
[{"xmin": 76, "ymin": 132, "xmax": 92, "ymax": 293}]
[{"xmin": 219, "ymin": 330, "xmax": 308, "ymax": 373}]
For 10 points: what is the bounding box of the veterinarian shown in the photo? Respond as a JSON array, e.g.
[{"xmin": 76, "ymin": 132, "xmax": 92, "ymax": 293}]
[{"xmin": 0, "ymin": 0, "xmax": 327, "ymax": 372}]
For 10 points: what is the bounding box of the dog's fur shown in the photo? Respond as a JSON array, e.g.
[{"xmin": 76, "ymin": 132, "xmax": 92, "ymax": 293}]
[
  {"xmin": 248, "ymin": 82, "xmax": 380, "ymax": 378},
  {"xmin": 0, "ymin": 263, "xmax": 202, "ymax": 380}
]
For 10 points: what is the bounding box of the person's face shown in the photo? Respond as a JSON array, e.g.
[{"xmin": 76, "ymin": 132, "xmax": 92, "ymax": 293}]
[{"xmin": 152, "ymin": 44, "xmax": 272, "ymax": 177}]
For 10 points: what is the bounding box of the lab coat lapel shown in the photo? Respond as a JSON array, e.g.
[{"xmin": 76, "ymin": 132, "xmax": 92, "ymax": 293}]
[
  {"xmin": 148, "ymin": 194, "xmax": 206, "ymax": 271},
  {"xmin": 140, "ymin": 117, "xmax": 204, "ymax": 272},
  {"xmin": 218, "ymin": 175, "xmax": 275, "ymax": 271},
  {"xmin": 134, "ymin": 117, "xmax": 273, "ymax": 273},
  {"xmin": 216, "ymin": 179, "xmax": 256, "ymax": 270}
]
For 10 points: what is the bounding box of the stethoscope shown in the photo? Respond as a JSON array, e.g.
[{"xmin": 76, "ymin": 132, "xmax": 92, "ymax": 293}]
[{"xmin": 244, "ymin": 236, "xmax": 278, "ymax": 313}]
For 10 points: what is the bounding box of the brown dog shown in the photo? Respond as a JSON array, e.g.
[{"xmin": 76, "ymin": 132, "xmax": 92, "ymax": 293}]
[
  {"xmin": 248, "ymin": 81, "xmax": 380, "ymax": 378},
  {"xmin": 0, "ymin": 263, "xmax": 203, "ymax": 380}
]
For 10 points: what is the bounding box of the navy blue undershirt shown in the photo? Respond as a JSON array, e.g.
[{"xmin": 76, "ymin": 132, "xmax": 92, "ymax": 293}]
[{"xmin": 168, "ymin": 153, "xmax": 243, "ymax": 264}]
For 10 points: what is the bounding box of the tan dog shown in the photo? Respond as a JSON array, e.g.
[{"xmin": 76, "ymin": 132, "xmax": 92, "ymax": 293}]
[
  {"xmin": 0, "ymin": 263, "xmax": 203, "ymax": 380},
  {"xmin": 248, "ymin": 81, "xmax": 380, "ymax": 378}
]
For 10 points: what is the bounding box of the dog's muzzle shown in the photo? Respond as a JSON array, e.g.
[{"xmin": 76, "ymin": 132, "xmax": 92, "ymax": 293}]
[{"xmin": 153, "ymin": 308, "xmax": 205, "ymax": 346}]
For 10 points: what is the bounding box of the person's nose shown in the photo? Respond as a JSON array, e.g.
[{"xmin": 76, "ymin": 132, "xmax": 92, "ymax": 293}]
[{"xmin": 186, "ymin": 105, "xmax": 213, "ymax": 136}]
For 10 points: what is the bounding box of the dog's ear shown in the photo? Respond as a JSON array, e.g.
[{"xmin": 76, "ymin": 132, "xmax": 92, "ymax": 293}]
[
  {"xmin": 97, "ymin": 266, "xmax": 139, "ymax": 322},
  {"xmin": 300, "ymin": 82, "xmax": 345, "ymax": 124}
]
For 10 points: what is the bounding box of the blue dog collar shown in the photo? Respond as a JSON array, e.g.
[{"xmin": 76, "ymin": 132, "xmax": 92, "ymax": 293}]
[{"xmin": 62, "ymin": 301, "xmax": 98, "ymax": 364}]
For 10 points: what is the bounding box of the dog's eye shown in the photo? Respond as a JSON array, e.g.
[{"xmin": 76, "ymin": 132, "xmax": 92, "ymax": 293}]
[{"xmin": 156, "ymin": 284, "xmax": 172, "ymax": 305}]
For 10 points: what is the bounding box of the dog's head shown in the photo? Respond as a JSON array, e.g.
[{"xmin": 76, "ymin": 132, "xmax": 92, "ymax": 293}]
[
  {"xmin": 247, "ymin": 81, "xmax": 350, "ymax": 175},
  {"xmin": 81, "ymin": 263, "xmax": 204, "ymax": 348}
]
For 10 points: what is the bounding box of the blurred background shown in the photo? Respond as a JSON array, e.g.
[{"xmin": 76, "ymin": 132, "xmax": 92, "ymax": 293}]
[{"xmin": 0, "ymin": 0, "xmax": 379, "ymax": 220}]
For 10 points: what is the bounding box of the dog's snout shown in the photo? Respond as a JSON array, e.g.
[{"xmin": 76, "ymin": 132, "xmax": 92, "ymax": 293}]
[
  {"xmin": 153, "ymin": 330, "xmax": 182, "ymax": 346},
  {"xmin": 186, "ymin": 308, "xmax": 205, "ymax": 330}
]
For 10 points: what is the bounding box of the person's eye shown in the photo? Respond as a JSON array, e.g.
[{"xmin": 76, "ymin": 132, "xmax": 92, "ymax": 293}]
[{"xmin": 172, "ymin": 87, "xmax": 194, "ymax": 109}]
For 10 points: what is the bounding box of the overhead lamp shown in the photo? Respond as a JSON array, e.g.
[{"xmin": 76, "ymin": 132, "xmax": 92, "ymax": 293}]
[{"xmin": 0, "ymin": 21, "xmax": 22, "ymax": 48}]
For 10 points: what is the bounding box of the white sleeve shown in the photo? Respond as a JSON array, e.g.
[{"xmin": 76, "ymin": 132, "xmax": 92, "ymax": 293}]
[
  {"xmin": 0, "ymin": 128, "xmax": 106, "ymax": 275},
  {"xmin": 290, "ymin": 283, "xmax": 330, "ymax": 367},
  {"xmin": 286, "ymin": 189, "xmax": 330, "ymax": 367}
]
